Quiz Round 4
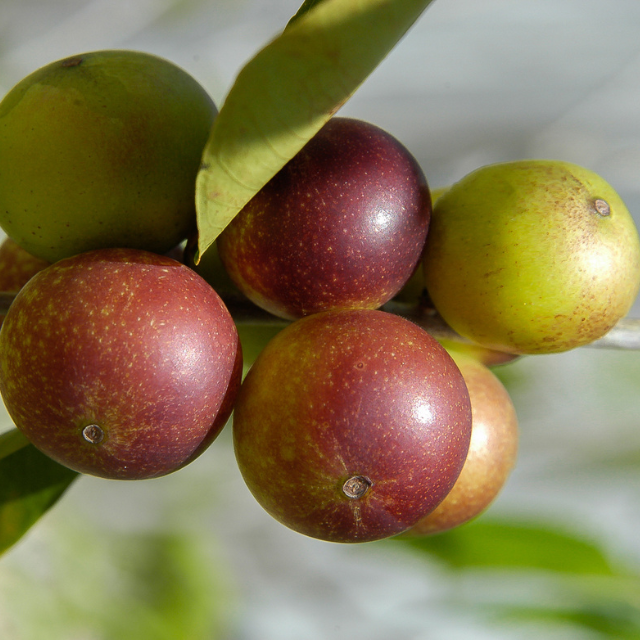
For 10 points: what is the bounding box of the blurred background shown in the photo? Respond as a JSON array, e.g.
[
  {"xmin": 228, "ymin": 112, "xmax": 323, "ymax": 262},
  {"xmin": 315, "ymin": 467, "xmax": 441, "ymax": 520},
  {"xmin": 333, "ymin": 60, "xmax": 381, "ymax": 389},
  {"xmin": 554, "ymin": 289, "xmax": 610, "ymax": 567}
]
[{"xmin": 2, "ymin": 0, "xmax": 640, "ymax": 638}]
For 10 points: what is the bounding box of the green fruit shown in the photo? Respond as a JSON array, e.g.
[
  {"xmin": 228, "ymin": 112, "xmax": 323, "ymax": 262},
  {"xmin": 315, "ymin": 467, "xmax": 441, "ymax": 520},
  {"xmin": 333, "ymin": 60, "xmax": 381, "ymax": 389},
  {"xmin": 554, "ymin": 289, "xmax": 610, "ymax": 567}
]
[
  {"xmin": 436, "ymin": 338, "xmax": 521, "ymax": 368},
  {"xmin": 428, "ymin": 186, "xmax": 449, "ymax": 204},
  {"xmin": 405, "ymin": 346, "xmax": 518, "ymax": 536},
  {"xmin": 233, "ymin": 309, "xmax": 472, "ymax": 543},
  {"xmin": 423, "ymin": 160, "xmax": 640, "ymax": 354},
  {"xmin": 0, "ymin": 50, "xmax": 216, "ymax": 263}
]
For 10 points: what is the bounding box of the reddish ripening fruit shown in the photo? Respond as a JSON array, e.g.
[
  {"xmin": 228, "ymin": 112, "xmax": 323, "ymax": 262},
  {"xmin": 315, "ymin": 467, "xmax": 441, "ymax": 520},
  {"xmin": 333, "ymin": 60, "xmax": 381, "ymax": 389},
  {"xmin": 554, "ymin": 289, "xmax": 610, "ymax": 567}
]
[
  {"xmin": 0, "ymin": 237, "xmax": 50, "ymax": 325},
  {"xmin": 0, "ymin": 248, "xmax": 242, "ymax": 480},
  {"xmin": 0, "ymin": 237, "xmax": 50, "ymax": 291},
  {"xmin": 217, "ymin": 117, "xmax": 431, "ymax": 320},
  {"xmin": 233, "ymin": 309, "xmax": 472, "ymax": 543},
  {"xmin": 406, "ymin": 347, "xmax": 518, "ymax": 536}
]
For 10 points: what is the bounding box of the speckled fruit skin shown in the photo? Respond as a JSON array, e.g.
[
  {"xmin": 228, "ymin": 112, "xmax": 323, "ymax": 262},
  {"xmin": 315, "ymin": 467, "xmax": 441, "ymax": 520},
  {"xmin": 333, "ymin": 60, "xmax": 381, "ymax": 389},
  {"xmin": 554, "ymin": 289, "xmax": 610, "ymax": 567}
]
[
  {"xmin": 0, "ymin": 248, "xmax": 242, "ymax": 480},
  {"xmin": 423, "ymin": 160, "xmax": 640, "ymax": 354},
  {"xmin": 405, "ymin": 347, "xmax": 518, "ymax": 536},
  {"xmin": 217, "ymin": 117, "xmax": 431, "ymax": 320},
  {"xmin": 0, "ymin": 50, "xmax": 216, "ymax": 263},
  {"xmin": 233, "ymin": 309, "xmax": 472, "ymax": 543}
]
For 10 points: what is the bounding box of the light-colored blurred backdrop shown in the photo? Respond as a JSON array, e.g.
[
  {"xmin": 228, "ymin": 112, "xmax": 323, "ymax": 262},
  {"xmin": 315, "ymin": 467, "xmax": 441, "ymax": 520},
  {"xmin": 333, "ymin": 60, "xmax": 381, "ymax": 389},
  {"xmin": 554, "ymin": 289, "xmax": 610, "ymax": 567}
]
[{"xmin": 1, "ymin": 2, "xmax": 640, "ymax": 639}]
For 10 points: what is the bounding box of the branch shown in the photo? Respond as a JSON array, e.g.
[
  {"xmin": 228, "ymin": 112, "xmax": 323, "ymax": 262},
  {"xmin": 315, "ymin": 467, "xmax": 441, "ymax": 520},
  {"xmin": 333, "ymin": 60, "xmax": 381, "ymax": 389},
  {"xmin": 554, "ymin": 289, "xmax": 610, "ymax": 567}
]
[
  {"xmin": 588, "ymin": 317, "xmax": 640, "ymax": 350},
  {"xmin": 0, "ymin": 290, "xmax": 638, "ymax": 351}
]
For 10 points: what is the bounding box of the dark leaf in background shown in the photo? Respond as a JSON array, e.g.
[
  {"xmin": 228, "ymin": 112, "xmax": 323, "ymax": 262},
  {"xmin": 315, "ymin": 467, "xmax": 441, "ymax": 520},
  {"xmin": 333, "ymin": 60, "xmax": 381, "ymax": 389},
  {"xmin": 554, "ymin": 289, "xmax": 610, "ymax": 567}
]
[{"xmin": 0, "ymin": 428, "xmax": 78, "ymax": 555}]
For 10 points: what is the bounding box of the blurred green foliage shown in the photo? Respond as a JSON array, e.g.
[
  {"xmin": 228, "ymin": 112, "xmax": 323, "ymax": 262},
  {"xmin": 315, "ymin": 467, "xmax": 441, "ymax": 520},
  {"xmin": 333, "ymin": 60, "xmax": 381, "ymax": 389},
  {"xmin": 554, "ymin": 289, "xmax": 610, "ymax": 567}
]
[
  {"xmin": 395, "ymin": 520, "xmax": 617, "ymax": 575},
  {"xmin": 0, "ymin": 523, "xmax": 234, "ymax": 639},
  {"xmin": 390, "ymin": 513, "xmax": 640, "ymax": 638}
]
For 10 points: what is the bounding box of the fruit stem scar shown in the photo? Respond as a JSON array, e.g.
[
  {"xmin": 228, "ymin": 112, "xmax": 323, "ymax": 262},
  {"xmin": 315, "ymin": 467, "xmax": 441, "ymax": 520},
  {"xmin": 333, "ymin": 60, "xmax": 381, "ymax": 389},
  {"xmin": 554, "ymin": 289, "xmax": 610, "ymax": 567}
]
[
  {"xmin": 594, "ymin": 199, "xmax": 611, "ymax": 216},
  {"xmin": 61, "ymin": 57, "xmax": 84, "ymax": 68},
  {"xmin": 342, "ymin": 475, "xmax": 372, "ymax": 499},
  {"xmin": 82, "ymin": 424, "xmax": 104, "ymax": 444}
]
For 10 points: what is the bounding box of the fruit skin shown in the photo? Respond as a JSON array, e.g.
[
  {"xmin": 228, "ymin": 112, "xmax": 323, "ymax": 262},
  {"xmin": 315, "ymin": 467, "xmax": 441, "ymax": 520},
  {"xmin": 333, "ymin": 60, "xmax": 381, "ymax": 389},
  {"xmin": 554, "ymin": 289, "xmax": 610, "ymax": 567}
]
[
  {"xmin": 233, "ymin": 309, "xmax": 472, "ymax": 543},
  {"xmin": 0, "ymin": 237, "xmax": 50, "ymax": 291},
  {"xmin": 0, "ymin": 50, "xmax": 217, "ymax": 263},
  {"xmin": 0, "ymin": 248, "xmax": 242, "ymax": 480},
  {"xmin": 436, "ymin": 338, "xmax": 521, "ymax": 368},
  {"xmin": 391, "ymin": 185, "xmax": 447, "ymax": 305},
  {"xmin": 217, "ymin": 117, "xmax": 431, "ymax": 320},
  {"xmin": 0, "ymin": 237, "xmax": 50, "ymax": 325},
  {"xmin": 423, "ymin": 160, "xmax": 640, "ymax": 354},
  {"xmin": 405, "ymin": 347, "xmax": 518, "ymax": 536}
]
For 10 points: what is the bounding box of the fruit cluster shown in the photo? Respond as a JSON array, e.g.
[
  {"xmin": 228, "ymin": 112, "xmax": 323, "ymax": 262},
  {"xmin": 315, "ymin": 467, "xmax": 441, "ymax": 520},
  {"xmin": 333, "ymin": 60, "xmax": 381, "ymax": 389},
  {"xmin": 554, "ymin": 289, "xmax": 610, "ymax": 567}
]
[{"xmin": 0, "ymin": 50, "xmax": 638, "ymax": 544}]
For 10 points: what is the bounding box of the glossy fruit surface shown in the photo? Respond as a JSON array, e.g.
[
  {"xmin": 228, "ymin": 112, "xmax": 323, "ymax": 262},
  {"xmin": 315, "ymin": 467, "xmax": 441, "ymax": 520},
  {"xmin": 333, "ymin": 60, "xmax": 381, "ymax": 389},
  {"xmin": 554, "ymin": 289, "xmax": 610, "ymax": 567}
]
[
  {"xmin": 218, "ymin": 117, "xmax": 431, "ymax": 320},
  {"xmin": 233, "ymin": 309, "xmax": 472, "ymax": 543},
  {"xmin": 406, "ymin": 347, "xmax": 518, "ymax": 535},
  {"xmin": 423, "ymin": 160, "xmax": 640, "ymax": 354},
  {"xmin": 0, "ymin": 248, "xmax": 242, "ymax": 479},
  {"xmin": 0, "ymin": 50, "xmax": 216, "ymax": 262}
]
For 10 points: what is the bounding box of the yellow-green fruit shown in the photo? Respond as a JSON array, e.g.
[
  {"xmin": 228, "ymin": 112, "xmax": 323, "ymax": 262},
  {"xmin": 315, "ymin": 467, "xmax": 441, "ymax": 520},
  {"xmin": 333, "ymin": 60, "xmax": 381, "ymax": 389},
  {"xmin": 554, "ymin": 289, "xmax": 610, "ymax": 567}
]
[
  {"xmin": 0, "ymin": 50, "xmax": 216, "ymax": 262},
  {"xmin": 437, "ymin": 337, "xmax": 521, "ymax": 368},
  {"xmin": 392, "ymin": 186, "xmax": 449, "ymax": 304},
  {"xmin": 423, "ymin": 160, "xmax": 640, "ymax": 354}
]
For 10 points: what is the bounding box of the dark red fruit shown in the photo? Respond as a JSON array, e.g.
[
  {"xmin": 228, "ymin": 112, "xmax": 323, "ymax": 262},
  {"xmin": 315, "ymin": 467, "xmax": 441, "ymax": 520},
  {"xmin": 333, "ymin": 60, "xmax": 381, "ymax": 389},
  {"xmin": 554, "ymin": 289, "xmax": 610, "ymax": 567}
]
[
  {"xmin": 0, "ymin": 248, "xmax": 242, "ymax": 480},
  {"xmin": 233, "ymin": 309, "xmax": 472, "ymax": 543},
  {"xmin": 217, "ymin": 117, "xmax": 431, "ymax": 320}
]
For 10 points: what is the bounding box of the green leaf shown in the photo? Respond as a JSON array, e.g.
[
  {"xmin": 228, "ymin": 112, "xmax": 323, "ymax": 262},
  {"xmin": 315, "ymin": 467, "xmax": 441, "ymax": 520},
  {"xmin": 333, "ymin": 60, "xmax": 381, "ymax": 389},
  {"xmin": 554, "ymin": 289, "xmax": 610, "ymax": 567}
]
[
  {"xmin": 0, "ymin": 427, "xmax": 30, "ymax": 458},
  {"xmin": 286, "ymin": 0, "xmax": 328, "ymax": 27},
  {"xmin": 392, "ymin": 519, "xmax": 618, "ymax": 576},
  {"xmin": 195, "ymin": 0, "xmax": 435, "ymax": 260},
  {"xmin": 0, "ymin": 428, "xmax": 78, "ymax": 555}
]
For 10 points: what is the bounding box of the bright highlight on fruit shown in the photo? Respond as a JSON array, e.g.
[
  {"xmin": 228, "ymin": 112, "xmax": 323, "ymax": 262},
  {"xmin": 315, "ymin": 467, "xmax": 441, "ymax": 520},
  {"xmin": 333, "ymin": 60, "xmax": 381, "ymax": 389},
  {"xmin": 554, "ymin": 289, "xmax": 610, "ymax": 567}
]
[
  {"xmin": 0, "ymin": 50, "xmax": 217, "ymax": 263},
  {"xmin": 406, "ymin": 346, "xmax": 519, "ymax": 536}
]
